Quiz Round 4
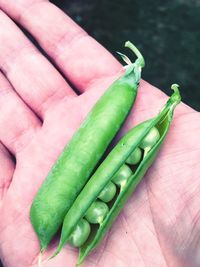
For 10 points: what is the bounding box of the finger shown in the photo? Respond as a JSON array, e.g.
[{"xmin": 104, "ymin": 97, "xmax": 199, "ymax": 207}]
[
  {"xmin": 0, "ymin": 0, "xmax": 121, "ymax": 92},
  {"xmin": 0, "ymin": 10, "xmax": 76, "ymax": 118},
  {"xmin": 0, "ymin": 142, "xmax": 15, "ymax": 204},
  {"xmin": 0, "ymin": 72, "xmax": 41, "ymax": 154}
]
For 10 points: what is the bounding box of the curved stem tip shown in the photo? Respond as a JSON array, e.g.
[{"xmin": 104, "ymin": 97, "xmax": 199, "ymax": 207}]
[{"xmin": 125, "ymin": 41, "xmax": 145, "ymax": 68}]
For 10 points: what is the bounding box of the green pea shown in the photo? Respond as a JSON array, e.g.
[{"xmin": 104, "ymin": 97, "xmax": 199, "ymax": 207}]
[
  {"xmin": 98, "ymin": 182, "xmax": 117, "ymax": 203},
  {"xmin": 112, "ymin": 164, "xmax": 132, "ymax": 187},
  {"xmin": 69, "ymin": 219, "xmax": 91, "ymax": 247},
  {"xmin": 140, "ymin": 127, "xmax": 160, "ymax": 149},
  {"xmin": 126, "ymin": 147, "xmax": 142, "ymax": 165},
  {"xmin": 85, "ymin": 201, "xmax": 109, "ymax": 224}
]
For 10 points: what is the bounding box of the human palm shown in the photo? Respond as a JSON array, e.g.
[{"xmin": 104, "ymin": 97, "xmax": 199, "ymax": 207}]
[{"xmin": 0, "ymin": 1, "xmax": 199, "ymax": 267}]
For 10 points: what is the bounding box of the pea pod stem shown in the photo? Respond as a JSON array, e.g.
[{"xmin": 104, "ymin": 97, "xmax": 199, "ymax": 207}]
[
  {"xmin": 117, "ymin": 41, "xmax": 145, "ymax": 68},
  {"xmin": 117, "ymin": 41, "xmax": 145, "ymax": 79},
  {"xmin": 160, "ymin": 84, "xmax": 181, "ymax": 117},
  {"xmin": 125, "ymin": 41, "xmax": 145, "ymax": 68}
]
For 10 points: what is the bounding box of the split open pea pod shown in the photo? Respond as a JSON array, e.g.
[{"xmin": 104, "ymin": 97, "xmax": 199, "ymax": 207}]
[{"xmin": 53, "ymin": 85, "xmax": 181, "ymax": 264}]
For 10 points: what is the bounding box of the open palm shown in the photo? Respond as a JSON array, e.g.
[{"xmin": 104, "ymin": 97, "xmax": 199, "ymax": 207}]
[{"xmin": 0, "ymin": 1, "xmax": 199, "ymax": 267}]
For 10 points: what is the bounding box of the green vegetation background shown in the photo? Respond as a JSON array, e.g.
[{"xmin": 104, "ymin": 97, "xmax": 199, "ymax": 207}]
[{"xmin": 0, "ymin": 1, "xmax": 199, "ymax": 266}]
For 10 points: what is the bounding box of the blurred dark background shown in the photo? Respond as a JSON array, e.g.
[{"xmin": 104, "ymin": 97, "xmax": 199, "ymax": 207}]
[
  {"xmin": 0, "ymin": 1, "xmax": 199, "ymax": 267},
  {"xmin": 51, "ymin": 0, "xmax": 199, "ymax": 111}
]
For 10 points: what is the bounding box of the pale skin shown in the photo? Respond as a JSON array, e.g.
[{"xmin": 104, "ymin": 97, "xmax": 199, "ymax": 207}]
[{"xmin": 0, "ymin": 1, "xmax": 199, "ymax": 267}]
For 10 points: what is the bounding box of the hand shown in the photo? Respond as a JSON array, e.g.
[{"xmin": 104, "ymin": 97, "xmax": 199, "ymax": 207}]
[{"xmin": 0, "ymin": 1, "xmax": 199, "ymax": 267}]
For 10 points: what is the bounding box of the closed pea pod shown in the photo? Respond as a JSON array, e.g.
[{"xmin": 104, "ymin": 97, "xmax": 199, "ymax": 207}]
[
  {"xmin": 52, "ymin": 85, "xmax": 181, "ymax": 265},
  {"xmin": 30, "ymin": 41, "xmax": 145, "ymax": 253}
]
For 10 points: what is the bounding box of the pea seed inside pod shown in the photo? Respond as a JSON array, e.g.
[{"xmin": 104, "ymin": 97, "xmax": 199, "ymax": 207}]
[
  {"xmin": 69, "ymin": 219, "xmax": 91, "ymax": 247},
  {"xmin": 98, "ymin": 182, "xmax": 117, "ymax": 203},
  {"xmin": 112, "ymin": 164, "xmax": 132, "ymax": 187},
  {"xmin": 126, "ymin": 147, "xmax": 142, "ymax": 165},
  {"xmin": 85, "ymin": 201, "xmax": 109, "ymax": 224},
  {"xmin": 140, "ymin": 127, "xmax": 160, "ymax": 149}
]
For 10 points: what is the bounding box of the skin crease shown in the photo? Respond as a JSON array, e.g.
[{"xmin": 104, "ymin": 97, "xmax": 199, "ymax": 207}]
[{"xmin": 0, "ymin": 1, "xmax": 199, "ymax": 267}]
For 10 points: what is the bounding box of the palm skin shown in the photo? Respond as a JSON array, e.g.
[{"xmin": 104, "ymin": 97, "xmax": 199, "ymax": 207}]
[{"xmin": 0, "ymin": 1, "xmax": 199, "ymax": 267}]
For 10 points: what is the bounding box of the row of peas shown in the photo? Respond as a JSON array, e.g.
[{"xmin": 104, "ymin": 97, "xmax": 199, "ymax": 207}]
[{"xmin": 69, "ymin": 127, "xmax": 160, "ymax": 247}]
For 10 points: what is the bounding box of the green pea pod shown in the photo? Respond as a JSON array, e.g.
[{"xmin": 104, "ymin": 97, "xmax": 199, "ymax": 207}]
[
  {"xmin": 30, "ymin": 41, "xmax": 145, "ymax": 252},
  {"xmin": 53, "ymin": 85, "xmax": 181, "ymax": 265}
]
